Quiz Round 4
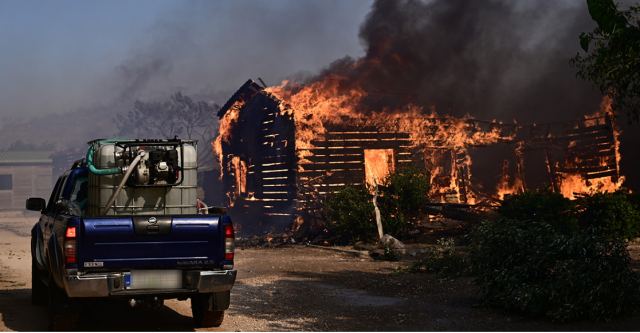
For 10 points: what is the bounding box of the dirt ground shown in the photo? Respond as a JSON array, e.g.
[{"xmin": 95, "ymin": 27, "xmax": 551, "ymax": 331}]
[{"xmin": 2, "ymin": 213, "xmax": 640, "ymax": 331}]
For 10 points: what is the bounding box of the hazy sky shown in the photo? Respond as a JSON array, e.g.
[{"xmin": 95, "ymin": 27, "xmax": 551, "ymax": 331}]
[{"xmin": 0, "ymin": 0, "xmax": 372, "ymax": 118}]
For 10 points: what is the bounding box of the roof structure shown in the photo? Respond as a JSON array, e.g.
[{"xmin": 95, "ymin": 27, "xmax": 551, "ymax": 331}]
[{"xmin": 0, "ymin": 151, "xmax": 53, "ymax": 165}]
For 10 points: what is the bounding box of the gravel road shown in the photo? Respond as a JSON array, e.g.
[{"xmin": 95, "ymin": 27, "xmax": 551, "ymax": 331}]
[{"xmin": 2, "ymin": 213, "xmax": 640, "ymax": 331}]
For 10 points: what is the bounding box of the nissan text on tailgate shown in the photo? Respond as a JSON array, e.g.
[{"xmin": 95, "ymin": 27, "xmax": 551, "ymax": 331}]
[{"xmin": 27, "ymin": 138, "xmax": 236, "ymax": 330}]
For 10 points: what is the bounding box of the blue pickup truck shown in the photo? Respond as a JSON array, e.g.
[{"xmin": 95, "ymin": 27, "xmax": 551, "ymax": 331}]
[{"xmin": 27, "ymin": 139, "xmax": 236, "ymax": 330}]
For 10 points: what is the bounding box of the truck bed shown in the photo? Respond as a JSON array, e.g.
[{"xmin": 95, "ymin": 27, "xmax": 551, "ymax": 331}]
[{"xmin": 78, "ymin": 215, "xmax": 226, "ymax": 271}]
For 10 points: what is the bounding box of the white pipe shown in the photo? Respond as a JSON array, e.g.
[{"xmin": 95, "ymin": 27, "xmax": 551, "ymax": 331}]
[{"xmin": 102, "ymin": 151, "xmax": 146, "ymax": 215}]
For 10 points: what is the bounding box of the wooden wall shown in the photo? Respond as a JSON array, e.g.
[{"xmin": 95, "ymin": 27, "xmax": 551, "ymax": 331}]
[
  {"xmin": 297, "ymin": 125, "xmax": 423, "ymax": 213},
  {"xmin": 519, "ymin": 112, "xmax": 620, "ymax": 193},
  {"xmin": 220, "ymin": 88, "xmax": 297, "ymax": 233},
  {"xmin": 558, "ymin": 114, "xmax": 619, "ymax": 180}
]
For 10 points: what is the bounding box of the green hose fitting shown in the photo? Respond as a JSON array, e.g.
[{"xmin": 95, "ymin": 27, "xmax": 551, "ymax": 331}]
[{"xmin": 86, "ymin": 145, "xmax": 122, "ymax": 175}]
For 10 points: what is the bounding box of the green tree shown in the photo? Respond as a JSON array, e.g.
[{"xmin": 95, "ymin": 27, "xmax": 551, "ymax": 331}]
[{"xmin": 573, "ymin": 0, "xmax": 640, "ymax": 121}]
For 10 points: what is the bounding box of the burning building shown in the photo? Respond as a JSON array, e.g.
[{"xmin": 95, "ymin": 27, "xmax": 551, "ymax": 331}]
[{"xmin": 213, "ymin": 79, "xmax": 623, "ymax": 233}]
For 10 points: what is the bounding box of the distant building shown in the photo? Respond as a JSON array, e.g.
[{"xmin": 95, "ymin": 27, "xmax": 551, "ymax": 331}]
[{"xmin": 0, "ymin": 151, "xmax": 53, "ymax": 210}]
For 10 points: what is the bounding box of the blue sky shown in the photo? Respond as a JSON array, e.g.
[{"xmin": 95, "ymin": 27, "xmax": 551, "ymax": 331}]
[
  {"xmin": 0, "ymin": 1, "xmax": 174, "ymax": 115},
  {"xmin": 0, "ymin": 1, "xmax": 175, "ymax": 68},
  {"xmin": 0, "ymin": 0, "xmax": 372, "ymax": 117}
]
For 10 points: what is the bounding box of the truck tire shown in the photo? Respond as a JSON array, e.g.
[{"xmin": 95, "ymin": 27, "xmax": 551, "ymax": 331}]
[
  {"xmin": 191, "ymin": 293, "xmax": 225, "ymax": 327},
  {"xmin": 48, "ymin": 283, "xmax": 79, "ymax": 331},
  {"xmin": 31, "ymin": 256, "xmax": 47, "ymax": 306}
]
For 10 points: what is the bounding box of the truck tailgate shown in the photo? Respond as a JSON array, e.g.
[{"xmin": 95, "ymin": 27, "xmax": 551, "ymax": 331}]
[{"xmin": 78, "ymin": 215, "xmax": 223, "ymax": 270}]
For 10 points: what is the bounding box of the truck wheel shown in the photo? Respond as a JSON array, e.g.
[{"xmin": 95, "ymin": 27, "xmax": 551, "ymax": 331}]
[
  {"xmin": 48, "ymin": 284, "xmax": 79, "ymax": 331},
  {"xmin": 191, "ymin": 294, "xmax": 225, "ymax": 327},
  {"xmin": 31, "ymin": 257, "xmax": 47, "ymax": 306}
]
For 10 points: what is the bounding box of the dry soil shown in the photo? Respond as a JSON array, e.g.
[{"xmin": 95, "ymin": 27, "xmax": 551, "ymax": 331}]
[{"xmin": 2, "ymin": 212, "xmax": 640, "ymax": 331}]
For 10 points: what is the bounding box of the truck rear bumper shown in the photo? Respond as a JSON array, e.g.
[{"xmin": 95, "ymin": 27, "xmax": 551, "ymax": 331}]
[{"xmin": 64, "ymin": 269, "xmax": 237, "ymax": 298}]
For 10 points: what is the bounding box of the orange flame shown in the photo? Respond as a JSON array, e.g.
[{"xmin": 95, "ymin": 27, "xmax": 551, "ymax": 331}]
[
  {"xmin": 231, "ymin": 156, "xmax": 247, "ymax": 196},
  {"xmin": 559, "ymin": 174, "xmax": 622, "ymax": 200},
  {"xmin": 266, "ymin": 78, "xmax": 516, "ymax": 203},
  {"xmin": 364, "ymin": 149, "xmax": 395, "ymax": 187},
  {"xmin": 266, "ymin": 77, "xmax": 367, "ymax": 156},
  {"xmin": 215, "ymin": 76, "xmax": 623, "ymax": 205},
  {"xmin": 496, "ymin": 141, "xmax": 525, "ymax": 200},
  {"xmin": 496, "ymin": 159, "xmax": 524, "ymax": 200},
  {"xmin": 213, "ymin": 100, "xmax": 243, "ymax": 177},
  {"xmin": 557, "ymin": 96, "xmax": 624, "ymax": 199}
]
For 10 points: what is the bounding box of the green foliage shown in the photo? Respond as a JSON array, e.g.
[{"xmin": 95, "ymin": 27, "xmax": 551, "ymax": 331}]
[
  {"xmin": 498, "ymin": 191, "xmax": 577, "ymax": 232},
  {"xmin": 378, "ymin": 204, "xmax": 410, "ymax": 239},
  {"xmin": 325, "ymin": 185, "xmax": 376, "ymax": 243},
  {"xmin": 629, "ymin": 192, "xmax": 640, "ymax": 211},
  {"xmin": 378, "ymin": 168, "xmax": 430, "ymax": 237},
  {"xmin": 577, "ymin": 192, "xmax": 640, "ymax": 240},
  {"xmin": 572, "ymin": 0, "xmax": 640, "ymax": 121},
  {"xmin": 383, "ymin": 168, "xmax": 430, "ymax": 215},
  {"xmin": 324, "ymin": 168, "xmax": 430, "ymax": 243},
  {"xmin": 411, "ymin": 238, "xmax": 469, "ymax": 277},
  {"xmin": 471, "ymin": 191, "xmax": 640, "ymax": 322}
]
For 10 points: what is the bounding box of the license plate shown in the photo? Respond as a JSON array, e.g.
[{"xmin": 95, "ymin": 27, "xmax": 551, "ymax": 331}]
[{"xmin": 124, "ymin": 270, "xmax": 182, "ymax": 289}]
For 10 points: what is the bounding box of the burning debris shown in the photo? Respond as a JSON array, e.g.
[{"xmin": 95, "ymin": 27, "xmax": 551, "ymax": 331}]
[{"xmin": 213, "ymin": 79, "xmax": 624, "ymax": 234}]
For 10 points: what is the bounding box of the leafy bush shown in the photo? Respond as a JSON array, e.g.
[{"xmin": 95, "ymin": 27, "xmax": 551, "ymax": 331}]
[
  {"xmin": 325, "ymin": 168, "xmax": 430, "ymax": 243},
  {"xmin": 628, "ymin": 192, "xmax": 640, "ymax": 210},
  {"xmin": 471, "ymin": 191, "xmax": 640, "ymax": 322},
  {"xmin": 577, "ymin": 192, "xmax": 640, "ymax": 240},
  {"xmin": 377, "ymin": 201, "xmax": 410, "ymax": 239},
  {"xmin": 325, "ymin": 185, "xmax": 376, "ymax": 243},
  {"xmin": 411, "ymin": 238, "xmax": 468, "ymax": 277},
  {"xmin": 382, "ymin": 168, "xmax": 430, "ymax": 215},
  {"xmin": 378, "ymin": 168, "xmax": 430, "ymax": 237},
  {"xmin": 498, "ymin": 190, "xmax": 577, "ymax": 232}
]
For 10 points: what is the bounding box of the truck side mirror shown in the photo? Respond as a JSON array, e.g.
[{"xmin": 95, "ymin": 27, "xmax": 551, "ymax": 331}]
[{"xmin": 26, "ymin": 198, "xmax": 46, "ymax": 212}]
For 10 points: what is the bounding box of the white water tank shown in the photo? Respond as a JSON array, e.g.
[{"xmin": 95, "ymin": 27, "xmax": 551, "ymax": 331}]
[{"xmin": 86, "ymin": 140, "xmax": 198, "ymax": 216}]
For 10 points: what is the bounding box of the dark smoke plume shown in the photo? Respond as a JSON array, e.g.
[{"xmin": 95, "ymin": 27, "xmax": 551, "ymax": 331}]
[
  {"xmin": 310, "ymin": 0, "xmax": 602, "ymax": 123},
  {"xmin": 299, "ymin": 0, "xmax": 640, "ymax": 190}
]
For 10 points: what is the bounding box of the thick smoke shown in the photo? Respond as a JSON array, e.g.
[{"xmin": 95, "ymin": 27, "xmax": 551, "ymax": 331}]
[
  {"xmin": 0, "ymin": 0, "xmax": 369, "ymax": 151},
  {"xmin": 300, "ymin": 0, "xmax": 640, "ymax": 190},
  {"xmin": 310, "ymin": 0, "xmax": 602, "ymax": 123},
  {"xmin": 99, "ymin": 0, "xmax": 371, "ymax": 106}
]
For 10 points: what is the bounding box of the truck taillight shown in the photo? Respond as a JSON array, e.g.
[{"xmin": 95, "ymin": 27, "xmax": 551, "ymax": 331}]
[
  {"xmin": 65, "ymin": 226, "xmax": 77, "ymax": 264},
  {"xmin": 65, "ymin": 226, "xmax": 76, "ymax": 238},
  {"xmin": 224, "ymin": 224, "xmax": 234, "ymax": 261}
]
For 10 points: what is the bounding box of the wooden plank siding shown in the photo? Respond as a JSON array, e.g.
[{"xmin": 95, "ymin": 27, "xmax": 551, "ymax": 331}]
[
  {"xmin": 219, "ymin": 83, "xmax": 298, "ymax": 233},
  {"xmin": 297, "ymin": 129, "xmax": 422, "ymax": 201},
  {"xmin": 557, "ymin": 113, "xmax": 619, "ymax": 181}
]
